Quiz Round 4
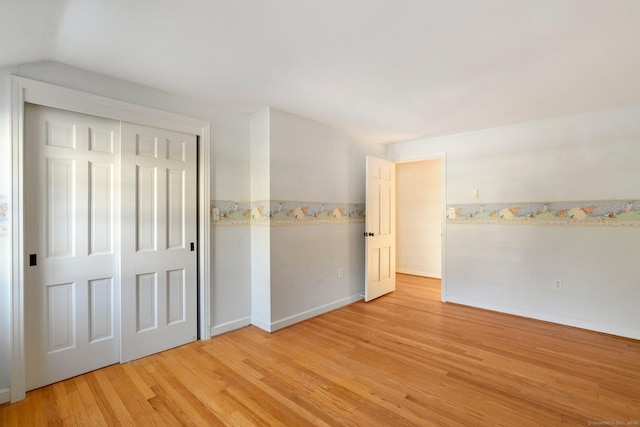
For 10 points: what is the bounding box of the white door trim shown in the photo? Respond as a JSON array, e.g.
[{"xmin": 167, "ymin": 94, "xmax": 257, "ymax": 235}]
[
  {"xmin": 393, "ymin": 152, "xmax": 447, "ymax": 302},
  {"xmin": 10, "ymin": 75, "xmax": 211, "ymax": 403}
]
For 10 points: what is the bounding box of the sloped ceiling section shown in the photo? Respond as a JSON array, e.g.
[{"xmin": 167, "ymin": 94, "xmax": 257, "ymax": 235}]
[
  {"xmin": 2, "ymin": 0, "xmax": 640, "ymax": 143},
  {"xmin": 0, "ymin": 0, "xmax": 64, "ymax": 65}
]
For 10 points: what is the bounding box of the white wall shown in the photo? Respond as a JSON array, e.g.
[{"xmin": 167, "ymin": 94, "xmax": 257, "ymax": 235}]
[
  {"xmin": 248, "ymin": 108, "xmax": 386, "ymax": 330},
  {"xmin": 269, "ymin": 109, "xmax": 385, "ymax": 326},
  {"xmin": 249, "ymin": 108, "xmax": 271, "ymax": 330},
  {"xmin": 388, "ymin": 104, "xmax": 640, "ymax": 339},
  {"xmin": 396, "ymin": 159, "xmax": 442, "ymax": 278},
  {"xmin": 0, "ymin": 62, "xmax": 253, "ymax": 393}
]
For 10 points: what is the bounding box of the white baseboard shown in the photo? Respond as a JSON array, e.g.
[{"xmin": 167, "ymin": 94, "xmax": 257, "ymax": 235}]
[
  {"xmin": 446, "ymin": 295, "xmax": 640, "ymax": 341},
  {"xmin": 251, "ymin": 318, "xmax": 272, "ymax": 333},
  {"xmin": 270, "ymin": 294, "xmax": 363, "ymax": 332},
  {"xmin": 396, "ymin": 268, "xmax": 441, "ymax": 279},
  {"xmin": 0, "ymin": 388, "xmax": 10, "ymax": 405},
  {"xmin": 210, "ymin": 317, "xmax": 251, "ymax": 337}
]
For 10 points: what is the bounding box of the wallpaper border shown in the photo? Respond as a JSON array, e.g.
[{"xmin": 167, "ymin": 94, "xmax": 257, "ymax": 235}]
[
  {"xmin": 447, "ymin": 199, "xmax": 640, "ymax": 227},
  {"xmin": 0, "ymin": 194, "xmax": 8, "ymax": 237},
  {"xmin": 211, "ymin": 199, "xmax": 365, "ymax": 227}
]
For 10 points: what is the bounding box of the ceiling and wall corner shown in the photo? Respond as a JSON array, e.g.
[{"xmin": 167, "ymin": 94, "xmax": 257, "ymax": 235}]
[{"xmin": 1, "ymin": 0, "xmax": 640, "ymax": 143}]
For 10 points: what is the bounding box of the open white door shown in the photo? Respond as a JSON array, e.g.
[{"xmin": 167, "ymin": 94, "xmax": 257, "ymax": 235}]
[
  {"xmin": 120, "ymin": 123, "xmax": 198, "ymax": 362},
  {"xmin": 365, "ymin": 156, "xmax": 396, "ymax": 301}
]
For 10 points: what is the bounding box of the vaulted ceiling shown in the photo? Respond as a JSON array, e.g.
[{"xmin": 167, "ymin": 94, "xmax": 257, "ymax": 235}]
[{"xmin": 2, "ymin": 0, "xmax": 640, "ymax": 143}]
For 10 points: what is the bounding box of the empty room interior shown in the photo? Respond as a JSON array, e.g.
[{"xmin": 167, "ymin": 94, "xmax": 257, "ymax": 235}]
[{"xmin": 1, "ymin": 1, "xmax": 639, "ymax": 425}]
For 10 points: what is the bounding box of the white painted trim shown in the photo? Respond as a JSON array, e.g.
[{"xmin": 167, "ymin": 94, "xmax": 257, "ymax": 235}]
[
  {"xmin": 445, "ymin": 295, "xmax": 640, "ymax": 341},
  {"xmin": 251, "ymin": 318, "xmax": 272, "ymax": 333},
  {"xmin": 198, "ymin": 128, "xmax": 212, "ymax": 340},
  {"xmin": 210, "ymin": 317, "xmax": 251, "ymax": 337},
  {"xmin": 9, "ymin": 76, "xmax": 206, "ymax": 135},
  {"xmin": 0, "ymin": 388, "xmax": 10, "ymax": 405},
  {"xmin": 10, "ymin": 78, "xmax": 26, "ymax": 403},
  {"xmin": 440, "ymin": 151, "xmax": 448, "ymax": 303},
  {"xmin": 9, "ymin": 76, "xmax": 212, "ymax": 402},
  {"xmin": 269, "ymin": 294, "xmax": 363, "ymax": 332},
  {"xmin": 396, "ymin": 268, "xmax": 441, "ymax": 279}
]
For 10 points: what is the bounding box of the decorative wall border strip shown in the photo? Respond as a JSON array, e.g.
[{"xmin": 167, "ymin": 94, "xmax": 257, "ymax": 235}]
[
  {"xmin": 211, "ymin": 200, "xmax": 365, "ymax": 227},
  {"xmin": 0, "ymin": 194, "xmax": 8, "ymax": 237},
  {"xmin": 447, "ymin": 199, "xmax": 640, "ymax": 227}
]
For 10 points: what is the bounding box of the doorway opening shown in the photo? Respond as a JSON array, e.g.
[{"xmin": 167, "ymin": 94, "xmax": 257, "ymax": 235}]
[{"xmin": 395, "ymin": 157, "xmax": 444, "ymax": 299}]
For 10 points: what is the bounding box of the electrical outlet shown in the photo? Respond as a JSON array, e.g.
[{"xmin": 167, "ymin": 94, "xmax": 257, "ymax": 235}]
[
  {"xmin": 338, "ymin": 268, "xmax": 344, "ymax": 279},
  {"xmin": 554, "ymin": 279, "xmax": 562, "ymax": 290}
]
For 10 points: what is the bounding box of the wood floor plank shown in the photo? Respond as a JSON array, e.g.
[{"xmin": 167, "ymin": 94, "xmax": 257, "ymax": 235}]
[
  {"xmin": 72, "ymin": 376, "xmax": 109, "ymax": 427},
  {"xmin": 91, "ymin": 369, "xmax": 138, "ymax": 426},
  {"xmin": 144, "ymin": 359, "xmax": 226, "ymax": 426},
  {"xmin": 2, "ymin": 274, "xmax": 640, "ymax": 425},
  {"xmin": 120, "ymin": 362, "xmax": 156, "ymax": 401}
]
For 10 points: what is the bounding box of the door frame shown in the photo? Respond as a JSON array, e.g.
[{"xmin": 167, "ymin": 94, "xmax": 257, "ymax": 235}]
[
  {"xmin": 393, "ymin": 152, "xmax": 447, "ymax": 302},
  {"xmin": 10, "ymin": 76, "xmax": 212, "ymax": 402}
]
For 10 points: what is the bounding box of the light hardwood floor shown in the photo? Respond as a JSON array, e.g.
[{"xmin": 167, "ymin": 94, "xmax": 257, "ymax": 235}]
[{"xmin": 2, "ymin": 274, "xmax": 640, "ymax": 426}]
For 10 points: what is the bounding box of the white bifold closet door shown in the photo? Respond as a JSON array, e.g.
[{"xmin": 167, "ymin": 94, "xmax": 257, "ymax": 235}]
[
  {"xmin": 24, "ymin": 105, "xmax": 198, "ymax": 391},
  {"xmin": 119, "ymin": 123, "xmax": 198, "ymax": 362},
  {"xmin": 24, "ymin": 104, "xmax": 121, "ymax": 390}
]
